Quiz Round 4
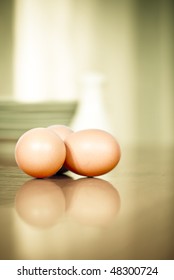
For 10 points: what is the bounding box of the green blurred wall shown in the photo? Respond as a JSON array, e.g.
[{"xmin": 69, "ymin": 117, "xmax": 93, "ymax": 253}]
[
  {"xmin": 0, "ymin": 0, "xmax": 173, "ymax": 146},
  {"xmin": 0, "ymin": 0, "xmax": 13, "ymax": 98}
]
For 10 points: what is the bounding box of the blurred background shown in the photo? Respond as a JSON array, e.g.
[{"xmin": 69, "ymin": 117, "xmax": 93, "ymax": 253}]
[{"xmin": 0, "ymin": 0, "xmax": 173, "ymax": 148}]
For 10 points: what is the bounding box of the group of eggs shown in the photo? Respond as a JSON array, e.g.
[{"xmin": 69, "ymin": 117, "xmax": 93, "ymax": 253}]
[{"xmin": 15, "ymin": 125, "xmax": 121, "ymax": 178}]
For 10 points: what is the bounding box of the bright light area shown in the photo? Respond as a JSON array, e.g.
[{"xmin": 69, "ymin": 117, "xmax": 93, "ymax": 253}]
[
  {"xmin": 11, "ymin": 0, "xmax": 174, "ymax": 146},
  {"xmin": 14, "ymin": 0, "xmax": 77, "ymax": 102}
]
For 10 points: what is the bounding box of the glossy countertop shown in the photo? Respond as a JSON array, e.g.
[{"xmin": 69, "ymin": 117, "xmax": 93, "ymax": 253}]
[{"xmin": 0, "ymin": 145, "xmax": 174, "ymax": 260}]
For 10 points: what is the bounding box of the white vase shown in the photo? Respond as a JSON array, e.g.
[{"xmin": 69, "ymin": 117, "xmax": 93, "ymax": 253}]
[{"xmin": 71, "ymin": 72, "xmax": 113, "ymax": 133}]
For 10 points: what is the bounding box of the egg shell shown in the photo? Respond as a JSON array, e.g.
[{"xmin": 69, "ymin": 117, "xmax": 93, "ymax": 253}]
[
  {"xmin": 47, "ymin": 124, "xmax": 73, "ymax": 141},
  {"xmin": 47, "ymin": 125, "xmax": 74, "ymax": 174},
  {"xmin": 15, "ymin": 127, "xmax": 66, "ymax": 178},
  {"xmin": 64, "ymin": 129, "xmax": 121, "ymax": 176}
]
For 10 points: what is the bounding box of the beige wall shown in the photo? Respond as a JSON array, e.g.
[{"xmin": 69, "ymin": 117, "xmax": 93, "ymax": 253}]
[{"xmin": 0, "ymin": 0, "xmax": 173, "ymax": 146}]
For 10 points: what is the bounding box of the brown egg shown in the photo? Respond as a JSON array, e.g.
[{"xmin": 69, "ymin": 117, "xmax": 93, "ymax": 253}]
[
  {"xmin": 15, "ymin": 179, "xmax": 65, "ymax": 228},
  {"xmin": 64, "ymin": 129, "xmax": 121, "ymax": 176},
  {"xmin": 47, "ymin": 125, "xmax": 74, "ymax": 174},
  {"xmin": 15, "ymin": 128, "xmax": 66, "ymax": 178},
  {"xmin": 47, "ymin": 124, "xmax": 73, "ymax": 141},
  {"xmin": 63, "ymin": 178, "xmax": 121, "ymax": 227}
]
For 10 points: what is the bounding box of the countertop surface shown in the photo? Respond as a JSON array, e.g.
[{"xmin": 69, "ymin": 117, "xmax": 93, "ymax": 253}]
[{"xmin": 0, "ymin": 145, "xmax": 174, "ymax": 260}]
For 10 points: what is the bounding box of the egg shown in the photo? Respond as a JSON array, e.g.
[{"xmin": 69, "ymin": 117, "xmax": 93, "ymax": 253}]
[
  {"xmin": 64, "ymin": 129, "xmax": 121, "ymax": 176},
  {"xmin": 15, "ymin": 128, "xmax": 66, "ymax": 178},
  {"xmin": 47, "ymin": 125, "xmax": 74, "ymax": 173},
  {"xmin": 47, "ymin": 124, "xmax": 73, "ymax": 141}
]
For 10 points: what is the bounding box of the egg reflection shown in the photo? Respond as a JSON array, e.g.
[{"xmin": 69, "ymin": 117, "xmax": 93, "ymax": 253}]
[
  {"xmin": 15, "ymin": 177, "xmax": 120, "ymax": 229},
  {"xmin": 15, "ymin": 179, "xmax": 65, "ymax": 228},
  {"xmin": 63, "ymin": 178, "xmax": 121, "ymax": 227}
]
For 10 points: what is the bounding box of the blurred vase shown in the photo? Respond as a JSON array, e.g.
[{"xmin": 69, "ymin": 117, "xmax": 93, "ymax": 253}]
[{"xmin": 71, "ymin": 72, "xmax": 113, "ymax": 133}]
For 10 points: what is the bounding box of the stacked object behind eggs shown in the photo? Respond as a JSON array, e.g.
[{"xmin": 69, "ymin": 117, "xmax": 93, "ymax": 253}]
[{"xmin": 0, "ymin": 101, "xmax": 77, "ymax": 163}]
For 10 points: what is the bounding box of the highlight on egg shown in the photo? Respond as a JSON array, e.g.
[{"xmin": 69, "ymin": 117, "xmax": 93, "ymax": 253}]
[
  {"xmin": 15, "ymin": 127, "xmax": 66, "ymax": 178},
  {"xmin": 64, "ymin": 128, "xmax": 121, "ymax": 176}
]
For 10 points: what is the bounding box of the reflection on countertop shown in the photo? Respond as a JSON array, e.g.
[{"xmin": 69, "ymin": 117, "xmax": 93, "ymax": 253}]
[
  {"xmin": 15, "ymin": 176, "xmax": 121, "ymax": 229},
  {"xmin": 0, "ymin": 146, "xmax": 174, "ymax": 260}
]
